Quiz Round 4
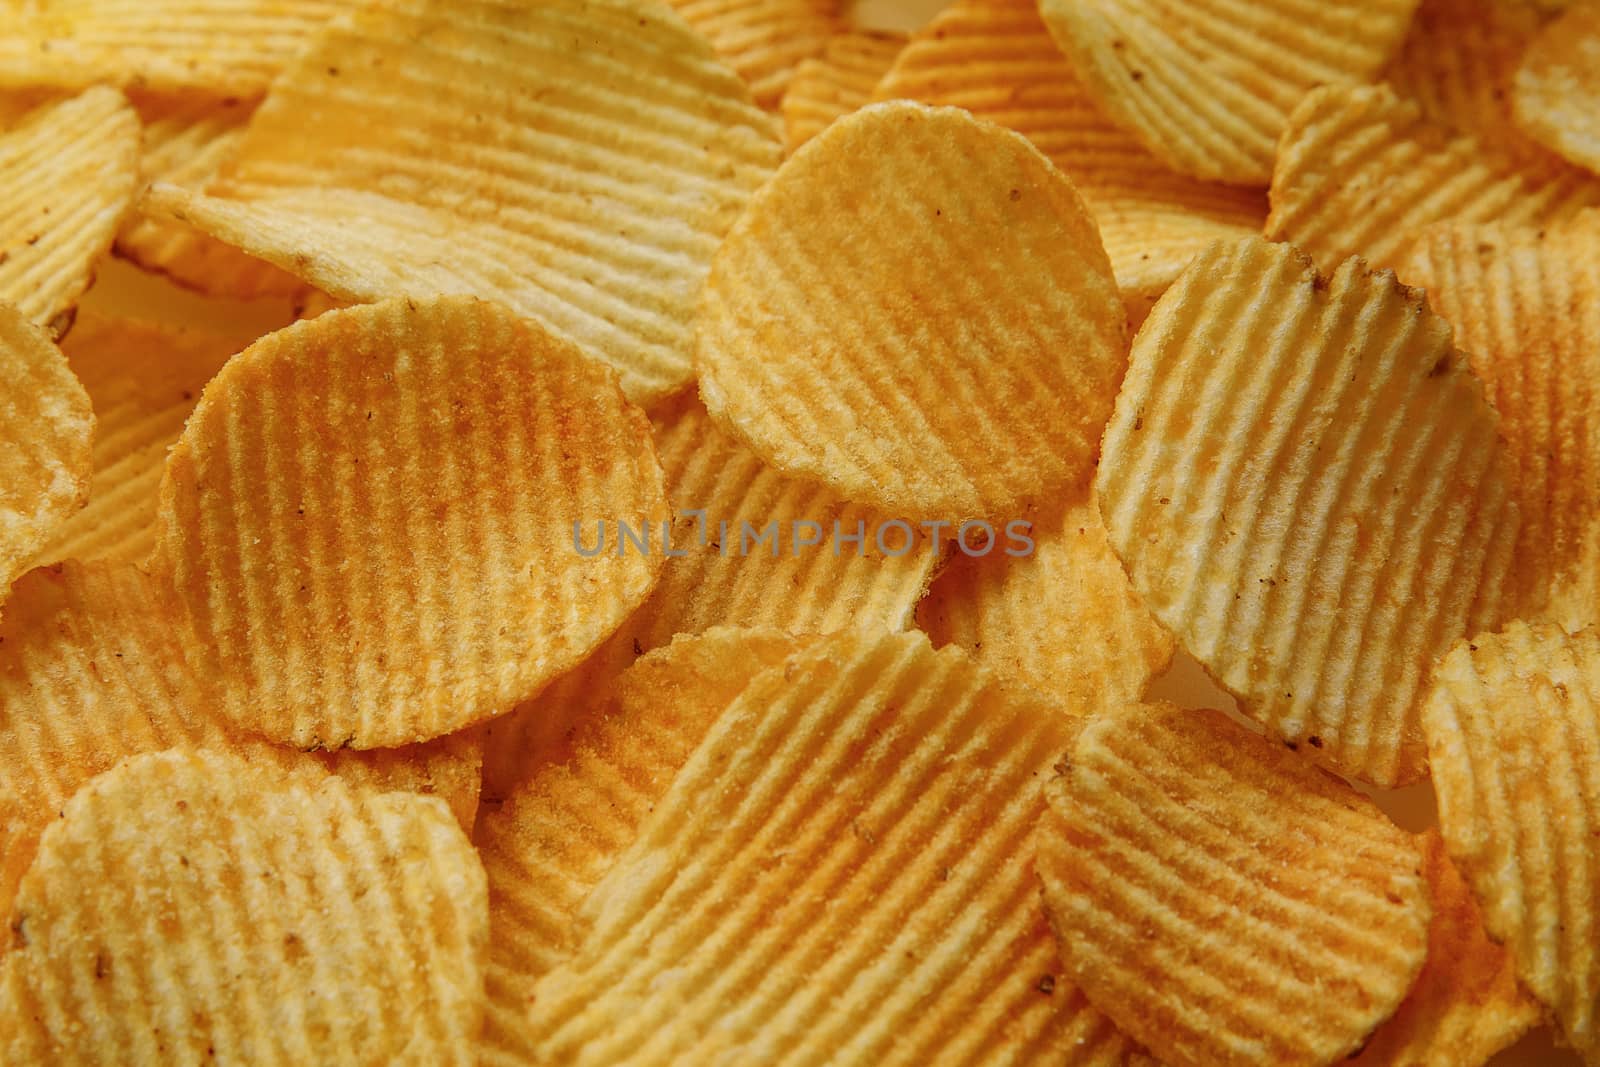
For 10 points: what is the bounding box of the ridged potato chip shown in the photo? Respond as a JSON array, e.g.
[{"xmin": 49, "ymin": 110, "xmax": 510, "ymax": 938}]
[
  {"xmin": 667, "ymin": 0, "xmax": 842, "ymax": 108},
  {"xmin": 916, "ymin": 493, "xmax": 1173, "ymax": 712},
  {"xmin": 0, "ymin": 748, "xmax": 488, "ymax": 1066},
  {"xmin": 1097, "ymin": 237, "xmax": 1523, "ymax": 786},
  {"xmin": 151, "ymin": 296, "xmax": 668, "ymax": 750},
  {"xmin": 146, "ymin": 0, "xmax": 782, "ymax": 403},
  {"xmin": 1423, "ymin": 621, "xmax": 1600, "ymax": 1061},
  {"xmin": 871, "ymin": 0, "xmax": 1264, "ymax": 324},
  {"xmin": 1267, "ymin": 84, "xmax": 1600, "ymax": 273},
  {"xmin": 1035, "ymin": 0, "xmax": 1419, "ymax": 185},
  {"xmin": 1514, "ymin": 5, "xmax": 1600, "ymax": 174},
  {"xmin": 698, "ymin": 101, "xmax": 1127, "ymax": 523},
  {"xmin": 1037, "ymin": 702, "xmax": 1431, "ymax": 1067},
  {"xmin": 781, "ymin": 28, "xmax": 905, "ymax": 150},
  {"xmin": 0, "ymin": 88, "xmax": 140, "ymax": 335}
]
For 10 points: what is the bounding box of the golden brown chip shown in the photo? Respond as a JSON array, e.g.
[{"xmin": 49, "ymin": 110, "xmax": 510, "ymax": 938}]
[
  {"xmin": 1037, "ymin": 702, "xmax": 1432, "ymax": 1067},
  {"xmin": 698, "ymin": 101, "xmax": 1127, "ymax": 523},
  {"xmin": 781, "ymin": 27, "xmax": 905, "ymax": 150},
  {"xmin": 1423, "ymin": 621, "xmax": 1600, "ymax": 1060},
  {"xmin": 1514, "ymin": 5, "xmax": 1600, "ymax": 175},
  {"xmin": 916, "ymin": 493, "xmax": 1173, "ymax": 713},
  {"xmin": 1267, "ymin": 84, "xmax": 1600, "ymax": 273},
  {"xmin": 0, "ymin": 88, "xmax": 140, "ymax": 335},
  {"xmin": 1097, "ymin": 237, "xmax": 1523, "ymax": 787},
  {"xmin": 1035, "ymin": 0, "xmax": 1418, "ymax": 185},
  {"xmin": 151, "ymin": 296, "xmax": 667, "ymax": 751},
  {"xmin": 0, "ymin": 748, "xmax": 487, "ymax": 1065},
  {"xmin": 145, "ymin": 0, "xmax": 782, "ymax": 404},
  {"xmin": 667, "ymin": 0, "xmax": 843, "ymax": 108}
]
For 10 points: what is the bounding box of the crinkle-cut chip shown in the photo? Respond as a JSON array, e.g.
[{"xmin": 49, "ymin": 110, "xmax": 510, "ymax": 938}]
[
  {"xmin": 916, "ymin": 493, "xmax": 1173, "ymax": 713},
  {"xmin": 1399, "ymin": 217, "xmax": 1600, "ymax": 622},
  {"xmin": 479, "ymin": 392, "xmax": 935, "ymax": 802},
  {"xmin": 1422, "ymin": 621, "xmax": 1600, "ymax": 1061},
  {"xmin": 1035, "ymin": 0, "xmax": 1419, "ymax": 185},
  {"xmin": 1037, "ymin": 702, "xmax": 1432, "ymax": 1067},
  {"xmin": 1097, "ymin": 237, "xmax": 1524, "ymax": 787},
  {"xmin": 477, "ymin": 628, "xmax": 809, "ymax": 1066},
  {"xmin": 1266, "ymin": 84, "xmax": 1600, "ymax": 274},
  {"xmin": 35, "ymin": 312, "xmax": 234, "ymax": 566},
  {"xmin": 517, "ymin": 629, "xmax": 1145, "ymax": 1065},
  {"xmin": 698, "ymin": 101, "xmax": 1126, "ymax": 523},
  {"xmin": 151, "ymin": 296, "xmax": 668, "ymax": 751},
  {"xmin": 144, "ymin": 0, "xmax": 782, "ymax": 405},
  {"xmin": 117, "ymin": 95, "xmax": 302, "ymax": 299},
  {"xmin": 0, "ymin": 0, "xmax": 348, "ymax": 98},
  {"xmin": 781, "ymin": 28, "xmax": 905, "ymax": 150},
  {"xmin": 1514, "ymin": 5, "xmax": 1600, "ymax": 174},
  {"xmin": 871, "ymin": 0, "xmax": 1263, "ymax": 343},
  {"xmin": 0, "ymin": 748, "xmax": 488, "ymax": 1066},
  {"xmin": 0, "ymin": 89, "xmax": 140, "ymax": 335},
  {"xmin": 667, "ymin": 0, "xmax": 843, "ymax": 109},
  {"xmin": 1350, "ymin": 830, "xmax": 1544, "ymax": 1067}
]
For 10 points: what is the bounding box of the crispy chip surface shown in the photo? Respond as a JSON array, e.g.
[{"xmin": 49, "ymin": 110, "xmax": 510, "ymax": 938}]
[
  {"xmin": 0, "ymin": 748, "xmax": 487, "ymax": 1065},
  {"xmin": 781, "ymin": 27, "xmax": 905, "ymax": 150},
  {"xmin": 667, "ymin": 0, "xmax": 842, "ymax": 108},
  {"xmin": 1097, "ymin": 237, "xmax": 1523, "ymax": 786},
  {"xmin": 698, "ymin": 101, "xmax": 1127, "ymax": 523},
  {"xmin": 151, "ymin": 296, "xmax": 668, "ymax": 750},
  {"xmin": 146, "ymin": 0, "xmax": 782, "ymax": 403},
  {"xmin": 1514, "ymin": 5, "xmax": 1600, "ymax": 175},
  {"xmin": 1035, "ymin": 0, "xmax": 1418, "ymax": 185},
  {"xmin": 1423, "ymin": 621, "xmax": 1600, "ymax": 1060},
  {"xmin": 1037, "ymin": 702, "xmax": 1431, "ymax": 1067}
]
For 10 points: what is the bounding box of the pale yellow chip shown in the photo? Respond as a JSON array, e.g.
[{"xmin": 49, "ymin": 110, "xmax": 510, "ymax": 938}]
[
  {"xmin": 667, "ymin": 0, "xmax": 843, "ymax": 108},
  {"xmin": 1097, "ymin": 237, "xmax": 1524, "ymax": 787},
  {"xmin": 479, "ymin": 392, "xmax": 936, "ymax": 801},
  {"xmin": 1037, "ymin": 702, "xmax": 1432, "ymax": 1067},
  {"xmin": 150, "ymin": 296, "xmax": 668, "ymax": 750},
  {"xmin": 1423, "ymin": 621, "xmax": 1600, "ymax": 1060},
  {"xmin": 698, "ymin": 101, "xmax": 1127, "ymax": 523},
  {"xmin": 1035, "ymin": 0, "xmax": 1419, "ymax": 185},
  {"xmin": 916, "ymin": 492, "xmax": 1174, "ymax": 713},
  {"xmin": 1267, "ymin": 83, "xmax": 1600, "ymax": 274},
  {"xmin": 872, "ymin": 0, "xmax": 1265, "ymax": 332},
  {"xmin": 781, "ymin": 27, "xmax": 905, "ymax": 150},
  {"xmin": 0, "ymin": 88, "xmax": 140, "ymax": 335},
  {"xmin": 0, "ymin": 747, "xmax": 487, "ymax": 1065},
  {"xmin": 1514, "ymin": 5, "xmax": 1600, "ymax": 175},
  {"xmin": 145, "ymin": 0, "xmax": 782, "ymax": 404}
]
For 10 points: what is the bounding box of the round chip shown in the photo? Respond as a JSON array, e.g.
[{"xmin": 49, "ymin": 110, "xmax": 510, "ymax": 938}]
[
  {"xmin": 151, "ymin": 296, "xmax": 668, "ymax": 750},
  {"xmin": 1422, "ymin": 621, "xmax": 1600, "ymax": 1061},
  {"xmin": 781, "ymin": 28, "xmax": 906, "ymax": 150},
  {"xmin": 0, "ymin": 748, "xmax": 488, "ymax": 1066},
  {"xmin": 1098, "ymin": 237, "xmax": 1524, "ymax": 786},
  {"xmin": 1514, "ymin": 5, "xmax": 1600, "ymax": 175},
  {"xmin": 1034, "ymin": 0, "xmax": 1419, "ymax": 185},
  {"xmin": 697, "ymin": 100, "xmax": 1127, "ymax": 523},
  {"xmin": 666, "ymin": 0, "xmax": 843, "ymax": 108},
  {"xmin": 1037, "ymin": 702, "xmax": 1432, "ymax": 1067}
]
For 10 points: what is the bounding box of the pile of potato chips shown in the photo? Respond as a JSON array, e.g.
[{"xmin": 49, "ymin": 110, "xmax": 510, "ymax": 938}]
[{"xmin": 1, "ymin": 0, "xmax": 1598, "ymax": 1063}]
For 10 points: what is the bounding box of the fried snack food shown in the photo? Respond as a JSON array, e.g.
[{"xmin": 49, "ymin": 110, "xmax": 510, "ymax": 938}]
[
  {"xmin": 1035, "ymin": 0, "xmax": 1419, "ymax": 185},
  {"xmin": 1037, "ymin": 702, "xmax": 1431, "ymax": 1067},
  {"xmin": 1423, "ymin": 621, "xmax": 1600, "ymax": 1061},
  {"xmin": 781, "ymin": 28, "xmax": 905, "ymax": 150},
  {"xmin": 1097, "ymin": 237, "xmax": 1523, "ymax": 786},
  {"xmin": 698, "ymin": 101, "xmax": 1127, "ymax": 523},
  {"xmin": 152, "ymin": 296, "xmax": 668, "ymax": 750},
  {"xmin": 0, "ymin": 748, "xmax": 488, "ymax": 1066},
  {"xmin": 667, "ymin": 0, "xmax": 843, "ymax": 108},
  {"xmin": 1514, "ymin": 4, "xmax": 1600, "ymax": 175},
  {"xmin": 145, "ymin": 0, "xmax": 782, "ymax": 404}
]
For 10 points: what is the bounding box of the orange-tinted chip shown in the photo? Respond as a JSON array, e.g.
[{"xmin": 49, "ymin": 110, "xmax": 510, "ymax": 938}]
[
  {"xmin": 667, "ymin": 0, "xmax": 843, "ymax": 108},
  {"xmin": 1514, "ymin": 4, "xmax": 1600, "ymax": 175}
]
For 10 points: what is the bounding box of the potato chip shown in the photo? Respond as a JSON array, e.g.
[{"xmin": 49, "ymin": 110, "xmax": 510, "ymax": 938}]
[
  {"xmin": 151, "ymin": 296, "xmax": 668, "ymax": 751},
  {"xmin": 697, "ymin": 101, "xmax": 1127, "ymax": 523},
  {"xmin": 1037, "ymin": 702, "xmax": 1432, "ymax": 1067},
  {"xmin": 518, "ymin": 629, "xmax": 1145, "ymax": 1065},
  {"xmin": 1097, "ymin": 237, "xmax": 1523, "ymax": 786},
  {"xmin": 479, "ymin": 392, "xmax": 935, "ymax": 801},
  {"xmin": 1266, "ymin": 84, "xmax": 1600, "ymax": 273},
  {"xmin": 0, "ymin": 88, "xmax": 140, "ymax": 335},
  {"xmin": 667, "ymin": 0, "xmax": 843, "ymax": 108},
  {"xmin": 145, "ymin": 0, "xmax": 782, "ymax": 404},
  {"xmin": 1350, "ymin": 830, "xmax": 1544, "ymax": 1067},
  {"xmin": 1514, "ymin": 5, "xmax": 1600, "ymax": 175},
  {"xmin": 0, "ymin": 748, "xmax": 487, "ymax": 1065},
  {"xmin": 1423, "ymin": 621, "xmax": 1600, "ymax": 1060},
  {"xmin": 1035, "ymin": 0, "xmax": 1419, "ymax": 185},
  {"xmin": 872, "ymin": 0, "xmax": 1264, "ymax": 333},
  {"xmin": 781, "ymin": 28, "xmax": 905, "ymax": 150},
  {"xmin": 916, "ymin": 493, "xmax": 1173, "ymax": 712},
  {"xmin": 0, "ymin": 90, "xmax": 55, "ymax": 128}
]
